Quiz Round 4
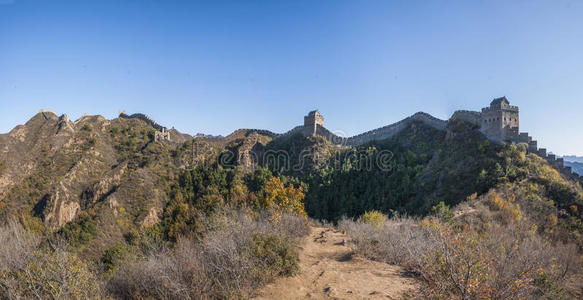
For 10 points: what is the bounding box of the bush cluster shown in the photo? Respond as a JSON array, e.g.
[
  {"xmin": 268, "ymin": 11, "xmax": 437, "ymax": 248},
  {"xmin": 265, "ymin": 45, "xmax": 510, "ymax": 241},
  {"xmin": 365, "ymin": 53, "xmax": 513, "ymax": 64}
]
[
  {"xmin": 360, "ymin": 210, "xmax": 387, "ymax": 231},
  {"xmin": 0, "ymin": 209, "xmax": 307, "ymax": 300},
  {"xmin": 108, "ymin": 210, "xmax": 307, "ymax": 299},
  {"xmin": 340, "ymin": 210, "xmax": 581, "ymax": 299},
  {"xmin": 0, "ymin": 221, "xmax": 102, "ymax": 299}
]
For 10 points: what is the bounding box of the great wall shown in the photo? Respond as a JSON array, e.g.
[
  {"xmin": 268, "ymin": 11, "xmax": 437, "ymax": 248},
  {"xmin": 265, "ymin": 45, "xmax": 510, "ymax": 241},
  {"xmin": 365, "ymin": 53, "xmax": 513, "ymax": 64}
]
[
  {"xmin": 291, "ymin": 98, "xmax": 580, "ymax": 180},
  {"xmin": 118, "ymin": 112, "xmax": 171, "ymax": 142},
  {"xmin": 116, "ymin": 97, "xmax": 580, "ymax": 179}
]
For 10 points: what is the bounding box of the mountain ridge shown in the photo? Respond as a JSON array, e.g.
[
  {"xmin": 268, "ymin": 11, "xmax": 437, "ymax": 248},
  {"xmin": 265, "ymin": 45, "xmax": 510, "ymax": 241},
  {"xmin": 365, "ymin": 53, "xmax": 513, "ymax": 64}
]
[{"xmin": 1, "ymin": 107, "xmax": 583, "ymax": 298}]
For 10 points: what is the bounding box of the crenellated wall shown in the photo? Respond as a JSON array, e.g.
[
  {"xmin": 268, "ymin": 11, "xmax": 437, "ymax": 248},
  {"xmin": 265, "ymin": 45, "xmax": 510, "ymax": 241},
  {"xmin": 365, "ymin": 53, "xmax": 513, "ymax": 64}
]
[
  {"xmin": 119, "ymin": 113, "xmax": 167, "ymax": 131},
  {"xmin": 275, "ymin": 111, "xmax": 447, "ymax": 146},
  {"xmin": 345, "ymin": 112, "xmax": 447, "ymax": 146},
  {"xmin": 451, "ymin": 110, "xmax": 482, "ymax": 125},
  {"xmin": 517, "ymin": 134, "xmax": 580, "ymax": 180},
  {"xmin": 119, "ymin": 112, "xmax": 176, "ymax": 142},
  {"xmin": 289, "ymin": 103, "xmax": 580, "ymax": 181}
]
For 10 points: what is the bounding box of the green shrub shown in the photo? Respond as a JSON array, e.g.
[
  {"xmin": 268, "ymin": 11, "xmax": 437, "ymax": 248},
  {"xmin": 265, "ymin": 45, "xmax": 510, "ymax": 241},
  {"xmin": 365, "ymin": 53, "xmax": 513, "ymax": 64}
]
[
  {"xmin": 248, "ymin": 233, "xmax": 299, "ymax": 278},
  {"xmin": 101, "ymin": 243, "xmax": 130, "ymax": 273},
  {"xmin": 88, "ymin": 138, "xmax": 97, "ymax": 147},
  {"xmin": 431, "ymin": 201, "xmax": 454, "ymax": 222},
  {"xmin": 54, "ymin": 213, "xmax": 98, "ymax": 248},
  {"xmin": 0, "ymin": 159, "xmax": 6, "ymax": 176}
]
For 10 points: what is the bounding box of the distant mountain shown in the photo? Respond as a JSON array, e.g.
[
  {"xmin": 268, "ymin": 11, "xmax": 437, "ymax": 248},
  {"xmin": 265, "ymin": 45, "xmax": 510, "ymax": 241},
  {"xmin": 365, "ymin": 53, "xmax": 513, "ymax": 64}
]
[
  {"xmin": 557, "ymin": 155, "xmax": 583, "ymax": 175},
  {"xmin": 565, "ymin": 161, "xmax": 583, "ymax": 176},
  {"xmin": 563, "ymin": 155, "xmax": 583, "ymax": 163}
]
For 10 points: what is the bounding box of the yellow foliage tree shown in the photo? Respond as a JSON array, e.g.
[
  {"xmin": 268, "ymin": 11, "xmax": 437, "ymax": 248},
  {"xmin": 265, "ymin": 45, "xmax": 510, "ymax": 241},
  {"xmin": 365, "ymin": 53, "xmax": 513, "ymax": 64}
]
[
  {"xmin": 361, "ymin": 210, "xmax": 387, "ymax": 231},
  {"xmin": 262, "ymin": 177, "xmax": 307, "ymax": 217}
]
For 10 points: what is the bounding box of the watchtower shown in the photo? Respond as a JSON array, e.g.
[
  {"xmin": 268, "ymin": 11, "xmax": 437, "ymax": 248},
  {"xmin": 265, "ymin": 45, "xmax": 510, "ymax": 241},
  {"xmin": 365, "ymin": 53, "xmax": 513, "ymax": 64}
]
[
  {"xmin": 480, "ymin": 97, "xmax": 519, "ymax": 142},
  {"xmin": 303, "ymin": 110, "xmax": 324, "ymax": 136}
]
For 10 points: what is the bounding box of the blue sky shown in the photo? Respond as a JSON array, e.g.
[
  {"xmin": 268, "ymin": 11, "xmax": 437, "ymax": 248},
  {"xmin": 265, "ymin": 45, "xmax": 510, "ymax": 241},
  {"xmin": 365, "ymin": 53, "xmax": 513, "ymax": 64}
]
[{"xmin": 1, "ymin": 0, "xmax": 582, "ymax": 155}]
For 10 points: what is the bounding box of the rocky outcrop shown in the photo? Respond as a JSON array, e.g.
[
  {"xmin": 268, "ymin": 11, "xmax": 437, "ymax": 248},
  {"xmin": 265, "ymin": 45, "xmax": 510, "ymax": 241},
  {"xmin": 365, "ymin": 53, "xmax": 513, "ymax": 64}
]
[
  {"xmin": 42, "ymin": 183, "xmax": 81, "ymax": 228},
  {"xmin": 141, "ymin": 206, "xmax": 161, "ymax": 227},
  {"xmin": 56, "ymin": 114, "xmax": 75, "ymax": 135},
  {"xmin": 236, "ymin": 132, "xmax": 269, "ymax": 171},
  {"xmin": 81, "ymin": 163, "xmax": 128, "ymax": 208}
]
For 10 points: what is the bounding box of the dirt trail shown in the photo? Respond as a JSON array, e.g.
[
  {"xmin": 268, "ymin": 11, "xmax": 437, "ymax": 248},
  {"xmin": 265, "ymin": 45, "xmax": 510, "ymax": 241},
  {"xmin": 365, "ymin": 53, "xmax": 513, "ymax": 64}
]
[{"xmin": 254, "ymin": 226, "xmax": 417, "ymax": 299}]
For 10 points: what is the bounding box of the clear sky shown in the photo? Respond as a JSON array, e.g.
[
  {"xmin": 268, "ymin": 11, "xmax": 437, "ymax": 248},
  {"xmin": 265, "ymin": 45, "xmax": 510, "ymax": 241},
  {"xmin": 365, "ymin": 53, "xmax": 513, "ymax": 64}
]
[{"xmin": 1, "ymin": 0, "xmax": 582, "ymax": 155}]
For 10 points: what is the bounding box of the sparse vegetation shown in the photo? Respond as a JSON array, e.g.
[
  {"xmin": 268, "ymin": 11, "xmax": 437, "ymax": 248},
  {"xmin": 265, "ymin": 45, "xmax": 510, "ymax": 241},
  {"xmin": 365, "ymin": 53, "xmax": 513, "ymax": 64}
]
[
  {"xmin": 107, "ymin": 210, "xmax": 306, "ymax": 299},
  {"xmin": 0, "ymin": 210, "xmax": 307, "ymax": 299},
  {"xmin": 0, "ymin": 159, "xmax": 6, "ymax": 176},
  {"xmin": 341, "ymin": 210, "xmax": 581, "ymax": 299},
  {"xmin": 0, "ymin": 221, "xmax": 102, "ymax": 299}
]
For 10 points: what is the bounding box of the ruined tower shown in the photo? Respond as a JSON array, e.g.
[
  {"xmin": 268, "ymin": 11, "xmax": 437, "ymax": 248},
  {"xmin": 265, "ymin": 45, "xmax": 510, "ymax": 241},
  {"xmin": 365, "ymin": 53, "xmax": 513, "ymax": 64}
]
[
  {"xmin": 480, "ymin": 97, "xmax": 519, "ymax": 142},
  {"xmin": 155, "ymin": 127, "xmax": 171, "ymax": 142},
  {"xmin": 303, "ymin": 110, "xmax": 324, "ymax": 136}
]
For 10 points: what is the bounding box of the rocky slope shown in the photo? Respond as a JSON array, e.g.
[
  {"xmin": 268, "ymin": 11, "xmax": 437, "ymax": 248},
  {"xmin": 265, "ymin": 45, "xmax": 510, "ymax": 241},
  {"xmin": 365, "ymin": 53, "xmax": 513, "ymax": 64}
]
[{"xmin": 0, "ymin": 113, "xmax": 246, "ymax": 256}]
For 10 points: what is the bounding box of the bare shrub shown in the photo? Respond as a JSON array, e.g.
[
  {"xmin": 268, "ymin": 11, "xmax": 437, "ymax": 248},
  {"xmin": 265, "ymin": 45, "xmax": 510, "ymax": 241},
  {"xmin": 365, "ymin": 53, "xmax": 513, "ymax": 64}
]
[
  {"xmin": 342, "ymin": 214, "xmax": 581, "ymax": 299},
  {"xmin": 0, "ymin": 221, "xmax": 41, "ymax": 299},
  {"xmin": 0, "ymin": 220, "xmax": 40, "ymax": 272},
  {"xmin": 108, "ymin": 210, "xmax": 307, "ymax": 299},
  {"xmin": 339, "ymin": 214, "xmax": 432, "ymax": 268},
  {"xmin": 107, "ymin": 250, "xmax": 193, "ymax": 299},
  {"xmin": 0, "ymin": 222, "xmax": 102, "ymax": 299}
]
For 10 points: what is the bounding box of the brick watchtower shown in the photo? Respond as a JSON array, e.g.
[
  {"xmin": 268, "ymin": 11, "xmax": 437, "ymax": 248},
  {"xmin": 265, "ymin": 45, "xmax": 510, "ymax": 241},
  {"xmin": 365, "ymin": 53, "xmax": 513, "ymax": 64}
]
[
  {"xmin": 303, "ymin": 110, "xmax": 324, "ymax": 136},
  {"xmin": 480, "ymin": 97, "xmax": 519, "ymax": 142}
]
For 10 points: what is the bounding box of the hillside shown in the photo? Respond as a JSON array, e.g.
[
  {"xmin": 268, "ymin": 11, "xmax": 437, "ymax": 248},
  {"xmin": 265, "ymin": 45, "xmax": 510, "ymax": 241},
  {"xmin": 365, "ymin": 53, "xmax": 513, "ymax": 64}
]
[
  {"xmin": 0, "ymin": 111, "xmax": 279, "ymax": 260},
  {"xmin": 1, "ymin": 111, "xmax": 583, "ymax": 299}
]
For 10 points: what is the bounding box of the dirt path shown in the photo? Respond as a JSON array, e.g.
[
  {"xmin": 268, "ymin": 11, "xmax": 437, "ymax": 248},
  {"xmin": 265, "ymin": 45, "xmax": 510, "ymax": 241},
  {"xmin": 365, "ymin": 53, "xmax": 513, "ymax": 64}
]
[{"xmin": 254, "ymin": 226, "xmax": 417, "ymax": 299}]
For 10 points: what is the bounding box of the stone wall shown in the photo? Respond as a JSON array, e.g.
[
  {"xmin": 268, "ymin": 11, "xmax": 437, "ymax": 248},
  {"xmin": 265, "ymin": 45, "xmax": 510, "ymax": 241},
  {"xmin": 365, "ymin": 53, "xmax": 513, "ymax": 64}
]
[
  {"xmin": 119, "ymin": 113, "xmax": 166, "ymax": 131},
  {"xmin": 518, "ymin": 134, "xmax": 581, "ymax": 180},
  {"xmin": 451, "ymin": 110, "xmax": 482, "ymax": 126},
  {"xmin": 345, "ymin": 112, "xmax": 447, "ymax": 146},
  {"xmin": 275, "ymin": 112, "xmax": 447, "ymax": 146}
]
